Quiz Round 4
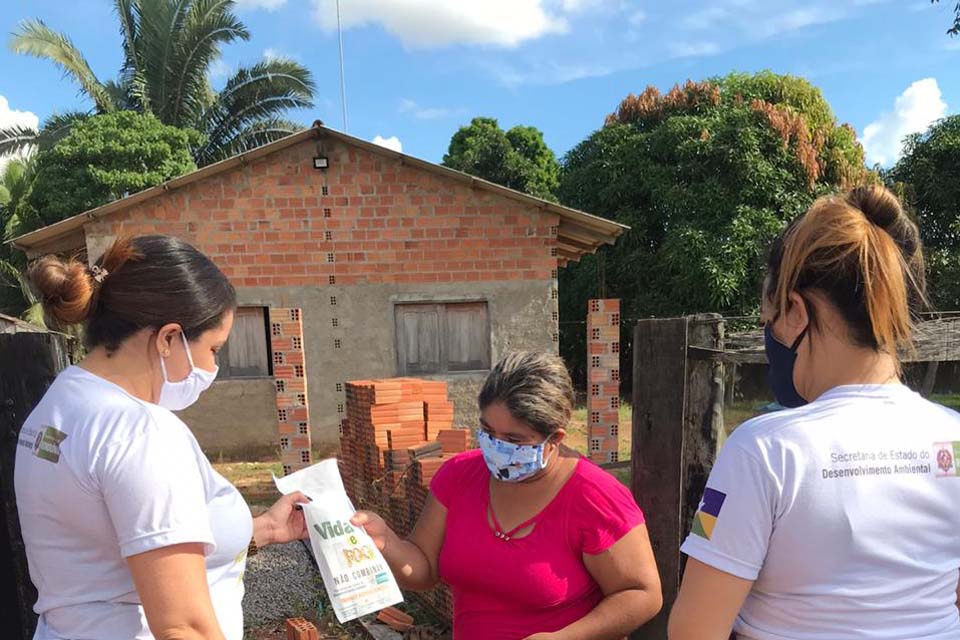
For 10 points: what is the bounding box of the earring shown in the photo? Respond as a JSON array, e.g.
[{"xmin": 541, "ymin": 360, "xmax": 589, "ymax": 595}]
[{"xmin": 162, "ymin": 350, "xmax": 170, "ymax": 357}]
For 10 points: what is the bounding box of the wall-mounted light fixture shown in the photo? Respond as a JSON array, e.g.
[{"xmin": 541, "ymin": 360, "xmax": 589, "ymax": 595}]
[{"xmin": 314, "ymin": 138, "xmax": 329, "ymax": 170}]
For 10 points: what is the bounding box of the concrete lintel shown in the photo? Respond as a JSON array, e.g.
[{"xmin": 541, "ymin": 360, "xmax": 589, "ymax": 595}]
[{"xmin": 388, "ymin": 292, "xmax": 492, "ymax": 304}]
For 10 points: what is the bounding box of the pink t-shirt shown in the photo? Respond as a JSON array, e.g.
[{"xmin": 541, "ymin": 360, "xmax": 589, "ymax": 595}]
[{"xmin": 430, "ymin": 450, "xmax": 644, "ymax": 640}]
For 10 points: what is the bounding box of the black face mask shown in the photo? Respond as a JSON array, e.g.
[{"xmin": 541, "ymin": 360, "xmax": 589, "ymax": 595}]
[{"xmin": 764, "ymin": 323, "xmax": 809, "ymax": 408}]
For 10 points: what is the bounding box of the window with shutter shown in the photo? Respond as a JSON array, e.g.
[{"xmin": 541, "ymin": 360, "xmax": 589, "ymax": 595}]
[
  {"xmin": 217, "ymin": 306, "xmax": 270, "ymax": 378},
  {"xmin": 395, "ymin": 302, "xmax": 490, "ymax": 375}
]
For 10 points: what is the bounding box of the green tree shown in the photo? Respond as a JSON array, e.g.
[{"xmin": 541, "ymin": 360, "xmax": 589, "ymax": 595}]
[
  {"xmin": 2, "ymin": 0, "xmax": 315, "ymax": 166},
  {"xmin": 558, "ymin": 72, "xmax": 868, "ymax": 386},
  {"xmin": 442, "ymin": 117, "xmax": 560, "ymax": 200},
  {"xmin": 888, "ymin": 114, "xmax": 960, "ymax": 309},
  {"xmin": 27, "ymin": 111, "xmax": 198, "ymax": 227},
  {"xmin": 0, "ymin": 157, "xmax": 40, "ymax": 318}
]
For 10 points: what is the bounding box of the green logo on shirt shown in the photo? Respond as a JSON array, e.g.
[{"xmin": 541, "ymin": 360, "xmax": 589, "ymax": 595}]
[{"xmin": 32, "ymin": 426, "xmax": 67, "ymax": 463}]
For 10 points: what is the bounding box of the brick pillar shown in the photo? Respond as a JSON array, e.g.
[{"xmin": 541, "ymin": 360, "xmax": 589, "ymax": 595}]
[
  {"xmin": 587, "ymin": 299, "xmax": 621, "ymax": 464},
  {"xmin": 270, "ymin": 308, "xmax": 312, "ymax": 475}
]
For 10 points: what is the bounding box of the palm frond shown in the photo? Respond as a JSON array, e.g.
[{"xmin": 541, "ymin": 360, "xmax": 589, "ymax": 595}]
[
  {"xmin": 136, "ymin": 0, "xmax": 191, "ymax": 120},
  {"xmin": 168, "ymin": 0, "xmax": 249, "ymax": 127},
  {"xmin": 104, "ymin": 79, "xmax": 138, "ymax": 111},
  {"xmin": 0, "ymin": 124, "xmax": 38, "ymax": 158},
  {"xmin": 36, "ymin": 111, "xmax": 89, "ymax": 152},
  {"xmin": 199, "ymin": 117, "xmax": 303, "ymax": 164},
  {"xmin": 114, "ymin": 0, "xmax": 142, "ymax": 81},
  {"xmin": 0, "ymin": 159, "xmax": 32, "ymax": 212},
  {"xmin": 10, "ymin": 19, "xmax": 115, "ymax": 113},
  {"xmin": 196, "ymin": 59, "xmax": 314, "ymax": 164},
  {"xmin": 0, "ymin": 260, "xmax": 23, "ymax": 291},
  {"xmin": 22, "ymin": 303, "xmax": 47, "ymax": 329}
]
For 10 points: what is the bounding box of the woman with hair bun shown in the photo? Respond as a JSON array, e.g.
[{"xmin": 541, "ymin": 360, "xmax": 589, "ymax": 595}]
[
  {"xmin": 16, "ymin": 235, "xmax": 309, "ymax": 640},
  {"xmin": 669, "ymin": 186, "xmax": 960, "ymax": 639}
]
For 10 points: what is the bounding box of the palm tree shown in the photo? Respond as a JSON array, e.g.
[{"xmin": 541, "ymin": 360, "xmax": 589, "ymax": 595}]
[
  {"xmin": 2, "ymin": 0, "xmax": 315, "ymax": 166},
  {"xmin": 0, "ymin": 157, "xmax": 42, "ymax": 320}
]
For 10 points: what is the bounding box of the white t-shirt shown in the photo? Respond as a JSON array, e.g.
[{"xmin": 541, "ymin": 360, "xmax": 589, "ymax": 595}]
[
  {"xmin": 682, "ymin": 384, "xmax": 960, "ymax": 640},
  {"xmin": 14, "ymin": 366, "xmax": 253, "ymax": 640}
]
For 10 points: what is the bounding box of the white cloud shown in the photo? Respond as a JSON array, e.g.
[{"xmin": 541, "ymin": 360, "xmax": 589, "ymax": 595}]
[
  {"xmin": 263, "ymin": 48, "xmax": 299, "ymax": 61},
  {"xmin": 311, "ymin": 0, "xmax": 569, "ymax": 48},
  {"xmin": 683, "ymin": 6, "xmax": 729, "ymax": 29},
  {"xmin": 208, "ymin": 58, "xmax": 233, "ymax": 81},
  {"xmin": 372, "ymin": 135, "xmax": 403, "ymax": 152},
  {"xmin": 557, "ymin": 0, "xmax": 620, "ymax": 11},
  {"xmin": 398, "ymin": 98, "xmax": 465, "ymax": 120},
  {"xmin": 485, "ymin": 58, "xmax": 615, "ymax": 87},
  {"xmin": 628, "ymin": 10, "xmax": 647, "ymax": 27},
  {"xmin": 0, "ymin": 95, "xmax": 39, "ymax": 173},
  {"xmin": 670, "ymin": 41, "xmax": 721, "ymax": 58},
  {"xmin": 235, "ymin": 0, "xmax": 287, "ymax": 10},
  {"xmin": 754, "ymin": 7, "xmax": 840, "ymax": 38},
  {"xmin": 683, "ymin": 2, "xmax": 850, "ymax": 40},
  {"xmin": 862, "ymin": 78, "xmax": 947, "ymax": 167}
]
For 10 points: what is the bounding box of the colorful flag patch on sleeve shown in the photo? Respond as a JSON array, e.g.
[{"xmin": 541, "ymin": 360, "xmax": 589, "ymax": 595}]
[{"xmin": 691, "ymin": 487, "xmax": 726, "ymax": 540}]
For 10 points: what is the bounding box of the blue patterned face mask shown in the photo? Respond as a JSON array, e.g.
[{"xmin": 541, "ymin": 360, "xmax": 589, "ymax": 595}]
[{"xmin": 477, "ymin": 429, "xmax": 555, "ymax": 482}]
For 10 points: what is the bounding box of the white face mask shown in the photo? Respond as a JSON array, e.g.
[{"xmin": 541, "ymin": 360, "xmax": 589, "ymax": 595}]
[{"xmin": 158, "ymin": 332, "xmax": 218, "ymax": 411}]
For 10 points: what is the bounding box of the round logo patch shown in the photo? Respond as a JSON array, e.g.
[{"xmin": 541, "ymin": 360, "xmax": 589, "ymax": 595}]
[{"xmin": 937, "ymin": 448, "xmax": 954, "ymax": 473}]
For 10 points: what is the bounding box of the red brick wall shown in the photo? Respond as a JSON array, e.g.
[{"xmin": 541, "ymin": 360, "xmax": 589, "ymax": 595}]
[
  {"xmin": 84, "ymin": 138, "xmax": 560, "ymax": 285},
  {"xmin": 587, "ymin": 299, "xmax": 621, "ymax": 464},
  {"xmin": 271, "ymin": 307, "xmax": 313, "ymax": 474}
]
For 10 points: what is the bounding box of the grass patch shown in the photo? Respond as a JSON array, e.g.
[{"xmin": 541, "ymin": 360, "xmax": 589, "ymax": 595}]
[
  {"xmin": 725, "ymin": 401, "xmax": 765, "ymax": 435},
  {"xmin": 930, "ymin": 393, "xmax": 960, "ymax": 412},
  {"xmin": 567, "ymin": 404, "xmax": 632, "ymax": 462},
  {"xmin": 215, "ymin": 461, "xmax": 282, "ymax": 513}
]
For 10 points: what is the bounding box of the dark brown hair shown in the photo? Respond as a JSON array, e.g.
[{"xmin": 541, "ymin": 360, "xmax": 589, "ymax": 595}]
[
  {"xmin": 765, "ymin": 185, "xmax": 927, "ymax": 354},
  {"xmin": 31, "ymin": 235, "xmax": 236, "ymax": 352},
  {"xmin": 478, "ymin": 351, "xmax": 576, "ymax": 437}
]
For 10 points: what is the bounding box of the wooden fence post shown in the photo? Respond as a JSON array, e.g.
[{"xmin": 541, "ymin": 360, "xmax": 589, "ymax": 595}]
[
  {"xmin": 0, "ymin": 333, "xmax": 70, "ymax": 640},
  {"xmin": 631, "ymin": 314, "xmax": 724, "ymax": 639}
]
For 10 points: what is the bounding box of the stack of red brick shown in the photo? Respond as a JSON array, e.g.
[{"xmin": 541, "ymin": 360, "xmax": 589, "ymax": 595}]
[{"xmin": 340, "ymin": 377, "xmax": 472, "ymax": 622}]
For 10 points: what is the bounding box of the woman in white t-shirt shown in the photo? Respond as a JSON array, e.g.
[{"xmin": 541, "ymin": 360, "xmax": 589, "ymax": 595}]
[
  {"xmin": 15, "ymin": 235, "xmax": 310, "ymax": 640},
  {"xmin": 669, "ymin": 186, "xmax": 960, "ymax": 640}
]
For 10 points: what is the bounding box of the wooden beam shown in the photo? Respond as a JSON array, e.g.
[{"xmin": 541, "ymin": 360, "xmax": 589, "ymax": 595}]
[
  {"xmin": 557, "ymin": 236, "xmax": 596, "ymax": 252},
  {"xmin": 631, "ymin": 315, "xmax": 724, "ymax": 639},
  {"xmin": 558, "ymin": 220, "xmax": 615, "ymax": 245},
  {"xmin": 632, "ymin": 317, "xmax": 688, "ymax": 639}
]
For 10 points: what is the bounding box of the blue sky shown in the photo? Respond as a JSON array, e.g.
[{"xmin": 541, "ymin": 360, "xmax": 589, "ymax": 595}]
[{"xmin": 2, "ymin": 0, "xmax": 959, "ymax": 168}]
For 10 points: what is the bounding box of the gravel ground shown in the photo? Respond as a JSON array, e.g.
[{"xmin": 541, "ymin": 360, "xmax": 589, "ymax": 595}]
[
  {"xmin": 240, "ymin": 539, "xmax": 446, "ymax": 639},
  {"xmin": 242, "ymin": 540, "xmax": 323, "ymax": 628}
]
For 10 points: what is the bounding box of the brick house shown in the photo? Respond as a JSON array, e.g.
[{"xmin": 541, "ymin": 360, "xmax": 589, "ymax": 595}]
[{"xmin": 12, "ymin": 122, "xmax": 625, "ymax": 461}]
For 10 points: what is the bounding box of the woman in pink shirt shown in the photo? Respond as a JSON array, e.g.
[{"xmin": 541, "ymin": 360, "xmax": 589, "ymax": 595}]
[{"xmin": 353, "ymin": 351, "xmax": 662, "ymax": 639}]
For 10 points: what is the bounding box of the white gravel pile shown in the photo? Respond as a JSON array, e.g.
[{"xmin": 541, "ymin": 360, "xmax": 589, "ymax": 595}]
[{"xmin": 242, "ymin": 540, "xmax": 323, "ymax": 628}]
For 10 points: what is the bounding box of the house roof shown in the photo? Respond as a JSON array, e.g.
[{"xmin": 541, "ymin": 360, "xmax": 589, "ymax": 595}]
[{"xmin": 10, "ymin": 122, "xmax": 628, "ymax": 263}]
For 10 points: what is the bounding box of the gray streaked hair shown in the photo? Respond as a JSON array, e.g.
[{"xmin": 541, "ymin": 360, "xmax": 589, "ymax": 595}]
[{"xmin": 478, "ymin": 351, "xmax": 575, "ymax": 437}]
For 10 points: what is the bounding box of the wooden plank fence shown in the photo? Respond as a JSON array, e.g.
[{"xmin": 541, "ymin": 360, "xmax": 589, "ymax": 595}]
[{"xmin": 0, "ymin": 333, "xmax": 70, "ymax": 640}]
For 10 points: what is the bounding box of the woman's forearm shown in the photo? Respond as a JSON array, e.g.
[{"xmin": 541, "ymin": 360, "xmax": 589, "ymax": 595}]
[
  {"xmin": 154, "ymin": 621, "xmax": 226, "ymax": 640},
  {"xmin": 558, "ymin": 588, "xmax": 662, "ymax": 640},
  {"xmin": 379, "ymin": 527, "xmax": 438, "ymax": 591},
  {"xmin": 252, "ymin": 515, "xmax": 275, "ymax": 547}
]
